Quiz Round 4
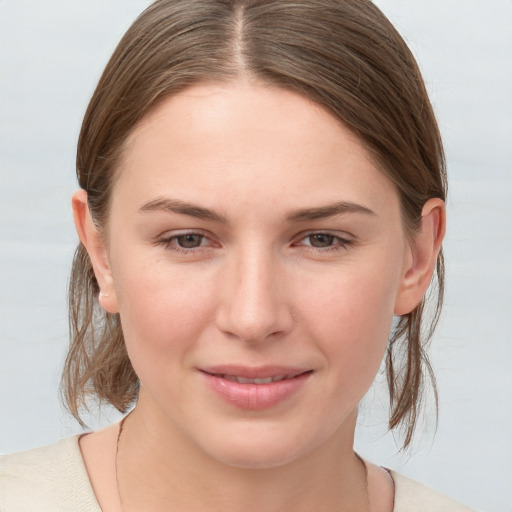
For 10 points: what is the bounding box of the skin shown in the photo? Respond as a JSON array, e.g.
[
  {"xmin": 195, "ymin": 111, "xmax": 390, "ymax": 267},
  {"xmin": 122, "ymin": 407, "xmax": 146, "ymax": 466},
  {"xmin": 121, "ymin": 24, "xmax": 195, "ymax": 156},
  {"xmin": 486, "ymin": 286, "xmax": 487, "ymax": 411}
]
[{"xmin": 74, "ymin": 82, "xmax": 445, "ymax": 511}]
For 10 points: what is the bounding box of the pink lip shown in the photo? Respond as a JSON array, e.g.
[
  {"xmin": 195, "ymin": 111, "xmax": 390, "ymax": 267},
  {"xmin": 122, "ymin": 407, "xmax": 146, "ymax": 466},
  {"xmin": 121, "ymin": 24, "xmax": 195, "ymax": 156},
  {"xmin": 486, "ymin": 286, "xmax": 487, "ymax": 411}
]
[{"xmin": 199, "ymin": 365, "xmax": 312, "ymax": 410}]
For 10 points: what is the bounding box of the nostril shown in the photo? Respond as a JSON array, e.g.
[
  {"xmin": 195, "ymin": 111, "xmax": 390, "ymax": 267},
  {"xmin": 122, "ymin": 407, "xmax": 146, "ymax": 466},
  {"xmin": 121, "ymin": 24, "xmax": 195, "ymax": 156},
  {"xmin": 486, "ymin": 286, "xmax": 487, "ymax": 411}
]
[
  {"xmin": 216, "ymin": 306, "xmax": 294, "ymax": 345},
  {"xmin": 214, "ymin": 260, "xmax": 294, "ymax": 343}
]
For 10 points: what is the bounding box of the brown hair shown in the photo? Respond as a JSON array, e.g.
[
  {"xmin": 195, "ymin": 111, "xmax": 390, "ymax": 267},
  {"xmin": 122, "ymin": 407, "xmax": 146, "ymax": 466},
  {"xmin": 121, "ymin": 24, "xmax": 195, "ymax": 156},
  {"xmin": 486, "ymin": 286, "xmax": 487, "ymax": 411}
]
[{"xmin": 63, "ymin": 0, "xmax": 446, "ymax": 448}]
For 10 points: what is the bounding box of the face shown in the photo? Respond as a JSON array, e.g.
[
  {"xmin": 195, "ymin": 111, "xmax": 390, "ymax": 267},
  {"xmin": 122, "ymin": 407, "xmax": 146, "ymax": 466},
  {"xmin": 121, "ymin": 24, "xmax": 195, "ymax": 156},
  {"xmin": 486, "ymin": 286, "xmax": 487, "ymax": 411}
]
[{"xmin": 90, "ymin": 83, "xmax": 419, "ymax": 468}]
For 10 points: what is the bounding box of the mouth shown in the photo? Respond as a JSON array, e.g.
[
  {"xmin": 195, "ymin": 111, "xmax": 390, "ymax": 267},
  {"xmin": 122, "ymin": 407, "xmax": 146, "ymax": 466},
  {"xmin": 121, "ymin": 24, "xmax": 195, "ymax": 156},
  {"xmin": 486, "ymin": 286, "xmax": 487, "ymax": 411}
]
[
  {"xmin": 199, "ymin": 366, "xmax": 313, "ymax": 410},
  {"xmin": 208, "ymin": 372, "xmax": 308, "ymax": 385},
  {"xmin": 200, "ymin": 365, "xmax": 312, "ymax": 383}
]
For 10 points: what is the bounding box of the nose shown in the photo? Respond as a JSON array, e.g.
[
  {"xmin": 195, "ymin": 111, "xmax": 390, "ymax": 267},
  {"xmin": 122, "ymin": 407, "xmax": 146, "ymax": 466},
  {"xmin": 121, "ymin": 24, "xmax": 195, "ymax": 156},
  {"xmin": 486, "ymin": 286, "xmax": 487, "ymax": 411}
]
[{"xmin": 215, "ymin": 247, "xmax": 294, "ymax": 344}]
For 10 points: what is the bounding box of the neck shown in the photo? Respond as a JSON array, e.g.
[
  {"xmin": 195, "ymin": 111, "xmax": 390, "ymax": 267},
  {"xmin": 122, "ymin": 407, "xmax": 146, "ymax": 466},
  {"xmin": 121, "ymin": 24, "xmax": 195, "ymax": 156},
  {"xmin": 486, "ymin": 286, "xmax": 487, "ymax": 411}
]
[{"xmin": 116, "ymin": 396, "xmax": 369, "ymax": 512}]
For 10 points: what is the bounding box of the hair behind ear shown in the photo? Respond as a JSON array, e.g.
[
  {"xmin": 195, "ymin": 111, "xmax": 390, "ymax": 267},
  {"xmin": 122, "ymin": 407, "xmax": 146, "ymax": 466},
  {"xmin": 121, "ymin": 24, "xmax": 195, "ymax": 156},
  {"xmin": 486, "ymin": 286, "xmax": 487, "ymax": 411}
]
[
  {"xmin": 386, "ymin": 249, "xmax": 444, "ymax": 448},
  {"xmin": 61, "ymin": 243, "xmax": 138, "ymax": 424}
]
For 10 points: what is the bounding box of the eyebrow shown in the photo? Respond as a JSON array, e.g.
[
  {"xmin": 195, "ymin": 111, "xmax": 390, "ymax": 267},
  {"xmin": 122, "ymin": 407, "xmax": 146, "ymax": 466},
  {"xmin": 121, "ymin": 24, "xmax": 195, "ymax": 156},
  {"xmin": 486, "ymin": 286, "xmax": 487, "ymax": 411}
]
[
  {"xmin": 139, "ymin": 198, "xmax": 228, "ymax": 223},
  {"xmin": 286, "ymin": 201, "xmax": 376, "ymax": 222},
  {"xmin": 139, "ymin": 197, "xmax": 376, "ymax": 224}
]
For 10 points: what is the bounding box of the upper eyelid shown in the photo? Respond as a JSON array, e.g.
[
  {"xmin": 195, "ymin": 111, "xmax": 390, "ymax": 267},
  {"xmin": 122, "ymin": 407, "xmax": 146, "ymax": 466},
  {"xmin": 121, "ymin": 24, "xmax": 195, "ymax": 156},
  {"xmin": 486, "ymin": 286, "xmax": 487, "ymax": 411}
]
[
  {"xmin": 155, "ymin": 228, "xmax": 212, "ymax": 240},
  {"xmin": 156, "ymin": 232, "xmax": 215, "ymax": 253},
  {"xmin": 292, "ymin": 231, "xmax": 355, "ymax": 251},
  {"xmin": 152, "ymin": 231, "xmax": 212, "ymax": 252},
  {"xmin": 293, "ymin": 229, "xmax": 354, "ymax": 241}
]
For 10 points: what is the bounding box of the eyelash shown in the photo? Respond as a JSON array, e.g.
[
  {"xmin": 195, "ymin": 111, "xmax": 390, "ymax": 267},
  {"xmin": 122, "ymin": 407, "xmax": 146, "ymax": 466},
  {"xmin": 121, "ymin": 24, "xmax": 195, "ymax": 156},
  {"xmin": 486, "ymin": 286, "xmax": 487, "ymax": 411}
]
[
  {"xmin": 156, "ymin": 232, "xmax": 213, "ymax": 254},
  {"xmin": 295, "ymin": 232, "xmax": 354, "ymax": 253},
  {"xmin": 156, "ymin": 231, "xmax": 354, "ymax": 255}
]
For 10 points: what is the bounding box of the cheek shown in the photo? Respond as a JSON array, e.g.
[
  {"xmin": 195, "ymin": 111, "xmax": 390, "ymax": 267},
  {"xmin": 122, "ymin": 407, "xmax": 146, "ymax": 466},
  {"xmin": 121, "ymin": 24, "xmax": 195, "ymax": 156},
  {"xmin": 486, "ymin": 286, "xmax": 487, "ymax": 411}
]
[
  {"xmin": 113, "ymin": 256, "xmax": 217, "ymax": 369},
  {"xmin": 299, "ymin": 263, "xmax": 398, "ymax": 380}
]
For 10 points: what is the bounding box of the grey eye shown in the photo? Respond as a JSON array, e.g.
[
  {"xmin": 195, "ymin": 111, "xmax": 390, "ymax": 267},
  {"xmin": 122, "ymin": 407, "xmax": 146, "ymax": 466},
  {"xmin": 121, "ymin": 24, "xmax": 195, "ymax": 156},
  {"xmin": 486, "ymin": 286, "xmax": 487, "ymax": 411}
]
[
  {"xmin": 175, "ymin": 234, "xmax": 204, "ymax": 248},
  {"xmin": 308, "ymin": 234, "xmax": 336, "ymax": 247}
]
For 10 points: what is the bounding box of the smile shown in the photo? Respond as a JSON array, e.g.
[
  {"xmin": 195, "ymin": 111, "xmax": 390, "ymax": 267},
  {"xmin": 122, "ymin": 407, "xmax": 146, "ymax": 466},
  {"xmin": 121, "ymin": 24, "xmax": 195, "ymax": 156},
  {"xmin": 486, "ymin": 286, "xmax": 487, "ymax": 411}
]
[
  {"xmin": 212, "ymin": 373, "xmax": 303, "ymax": 384},
  {"xmin": 200, "ymin": 367, "xmax": 313, "ymax": 410}
]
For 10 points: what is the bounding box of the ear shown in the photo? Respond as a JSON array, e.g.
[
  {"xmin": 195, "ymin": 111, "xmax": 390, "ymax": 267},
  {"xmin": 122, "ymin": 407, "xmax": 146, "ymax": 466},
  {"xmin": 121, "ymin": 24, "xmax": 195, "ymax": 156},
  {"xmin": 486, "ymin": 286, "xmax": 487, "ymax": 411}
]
[
  {"xmin": 394, "ymin": 198, "xmax": 446, "ymax": 316},
  {"xmin": 72, "ymin": 189, "xmax": 119, "ymax": 314}
]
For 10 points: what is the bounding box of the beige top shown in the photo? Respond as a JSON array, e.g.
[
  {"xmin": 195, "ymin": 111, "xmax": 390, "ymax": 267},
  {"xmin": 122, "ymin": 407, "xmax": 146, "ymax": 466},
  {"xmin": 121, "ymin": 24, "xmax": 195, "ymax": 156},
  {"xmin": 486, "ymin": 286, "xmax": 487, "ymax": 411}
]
[{"xmin": 0, "ymin": 436, "xmax": 476, "ymax": 512}]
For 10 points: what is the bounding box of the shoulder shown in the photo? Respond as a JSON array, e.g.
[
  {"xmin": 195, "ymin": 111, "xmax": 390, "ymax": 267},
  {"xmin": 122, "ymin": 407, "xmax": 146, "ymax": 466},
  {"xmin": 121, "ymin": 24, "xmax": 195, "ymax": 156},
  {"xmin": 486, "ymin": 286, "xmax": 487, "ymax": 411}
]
[
  {"xmin": 391, "ymin": 471, "xmax": 477, "ymax": 512},
  {"xmin": 0, "ymin": 436, "xmax": 101, "ymax": 512}
]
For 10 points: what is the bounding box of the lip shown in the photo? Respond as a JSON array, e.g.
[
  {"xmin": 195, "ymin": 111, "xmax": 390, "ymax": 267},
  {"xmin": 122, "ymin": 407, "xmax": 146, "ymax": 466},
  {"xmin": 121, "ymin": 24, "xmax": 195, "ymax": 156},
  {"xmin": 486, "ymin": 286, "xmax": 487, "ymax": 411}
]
[{"xmin": 199, "ymin": 365, "xmax": 313, "ymax": 410}]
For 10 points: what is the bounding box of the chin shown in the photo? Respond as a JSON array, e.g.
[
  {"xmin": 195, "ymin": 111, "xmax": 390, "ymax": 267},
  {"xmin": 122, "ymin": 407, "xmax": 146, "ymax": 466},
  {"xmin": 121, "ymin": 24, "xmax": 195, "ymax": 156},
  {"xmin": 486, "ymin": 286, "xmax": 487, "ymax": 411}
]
[
  {"xmin": 211, "ymin": 443, "xmax": 305, "ymax": 470},
  {"xmin": 197, "ymin": 420, "xmax": 322, "ymax": 470}
]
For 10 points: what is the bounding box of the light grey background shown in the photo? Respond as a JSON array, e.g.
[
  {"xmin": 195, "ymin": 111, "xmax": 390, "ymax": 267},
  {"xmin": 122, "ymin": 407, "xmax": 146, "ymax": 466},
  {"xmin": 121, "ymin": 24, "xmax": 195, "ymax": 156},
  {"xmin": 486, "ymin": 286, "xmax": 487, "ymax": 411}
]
[{"xmin": 1, "ymin": 2, "xmax": 511, "ymax": 511}]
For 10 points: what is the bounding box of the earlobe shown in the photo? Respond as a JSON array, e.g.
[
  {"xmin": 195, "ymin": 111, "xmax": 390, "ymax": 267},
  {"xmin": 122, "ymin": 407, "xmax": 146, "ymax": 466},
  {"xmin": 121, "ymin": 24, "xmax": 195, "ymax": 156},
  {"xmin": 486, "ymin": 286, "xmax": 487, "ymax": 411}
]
[
  {"xmin": 394, "ymin": 198, "xmax": 446, "ymax": 316},
  {"xmin": 72, "ymin": 189, "xmax": 119, "ymax": 314}
]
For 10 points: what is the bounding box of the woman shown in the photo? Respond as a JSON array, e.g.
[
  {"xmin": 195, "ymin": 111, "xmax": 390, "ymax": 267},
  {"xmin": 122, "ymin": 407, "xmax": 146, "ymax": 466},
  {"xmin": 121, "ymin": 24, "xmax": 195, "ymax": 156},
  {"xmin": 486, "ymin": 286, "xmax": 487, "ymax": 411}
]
[{"xmin": 0, "ymin": 1, "xmax": 477, "ymax": 510}]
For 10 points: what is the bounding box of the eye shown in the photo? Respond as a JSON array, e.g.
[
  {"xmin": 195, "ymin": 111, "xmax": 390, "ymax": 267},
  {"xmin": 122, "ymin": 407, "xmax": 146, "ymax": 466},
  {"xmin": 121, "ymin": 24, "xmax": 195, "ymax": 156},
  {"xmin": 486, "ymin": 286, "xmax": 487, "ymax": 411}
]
[
  {"xmin": 174, "ymin": 233, "xmax": 205, "ymax": 249},
  {"xmin": 156, "ymin": 231, "xmax": 214, "ymax": 254},
  {"xmin": 306, "ymin": 233, "xmax": 337, "ymax": 248},
  {"xmin": 295, "ymin": 232, "xmax": 353, "ymax": 252}
]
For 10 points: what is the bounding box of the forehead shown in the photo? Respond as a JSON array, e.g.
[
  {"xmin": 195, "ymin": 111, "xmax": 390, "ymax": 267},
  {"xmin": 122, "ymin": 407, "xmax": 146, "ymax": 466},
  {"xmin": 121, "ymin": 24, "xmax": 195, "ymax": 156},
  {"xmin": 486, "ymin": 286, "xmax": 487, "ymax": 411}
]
[{"xmin": 115, "ymin": 82, "xmax": 399, "ymax": 218}]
